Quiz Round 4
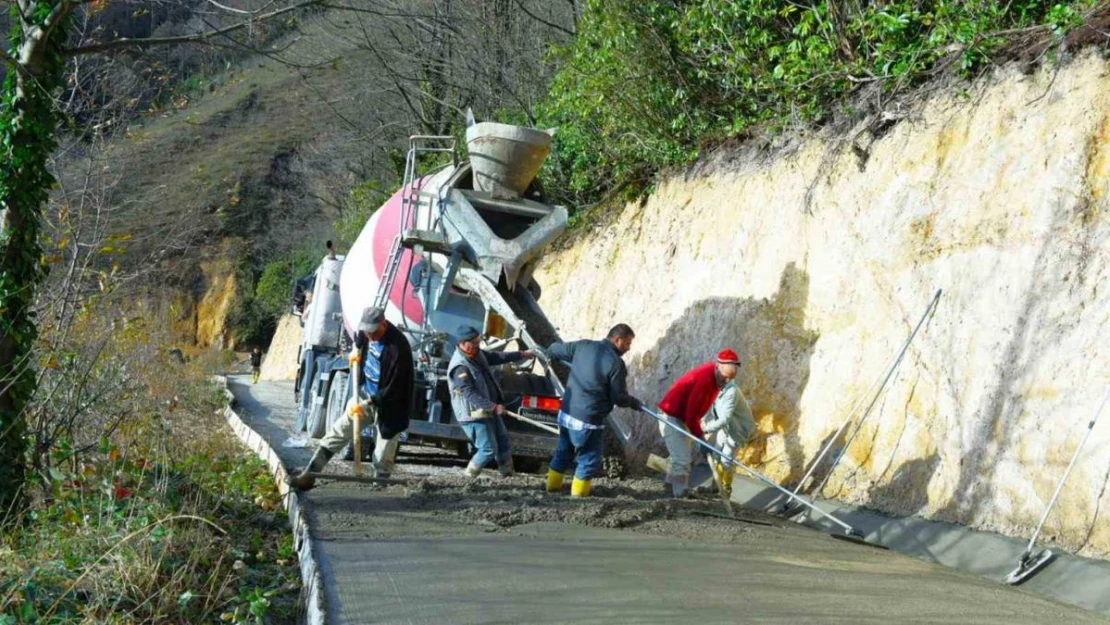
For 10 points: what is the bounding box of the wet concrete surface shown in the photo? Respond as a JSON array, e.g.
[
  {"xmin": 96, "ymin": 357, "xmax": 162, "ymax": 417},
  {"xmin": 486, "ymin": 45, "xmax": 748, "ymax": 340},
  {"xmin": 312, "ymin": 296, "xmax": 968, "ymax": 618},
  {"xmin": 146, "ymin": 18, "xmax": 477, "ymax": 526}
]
[{"xmin": 228, "ymin": 375, "xmax": 1109, "ymax": 624}]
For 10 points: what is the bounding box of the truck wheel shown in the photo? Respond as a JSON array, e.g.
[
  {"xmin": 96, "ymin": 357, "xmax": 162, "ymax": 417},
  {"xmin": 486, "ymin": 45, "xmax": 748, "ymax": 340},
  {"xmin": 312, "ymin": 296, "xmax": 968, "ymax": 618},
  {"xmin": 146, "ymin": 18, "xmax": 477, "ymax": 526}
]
[
  {"xmin": 455, "ymin": 441, "xmax": 471, "ymax": 460},
  {"xmin": 307, "ymin": 387, "xmax": 327, "ymax": 439},
  {"xmin": 602, "ymin": 428, "xmax": 626, "ymax": 480},
  {"xmin": 325, "ymin": 371, "xmax": 349, "ymax": 433},
  {"xmin": 512, "ymin": 456, "xmax": 543, "ymax": 474}
]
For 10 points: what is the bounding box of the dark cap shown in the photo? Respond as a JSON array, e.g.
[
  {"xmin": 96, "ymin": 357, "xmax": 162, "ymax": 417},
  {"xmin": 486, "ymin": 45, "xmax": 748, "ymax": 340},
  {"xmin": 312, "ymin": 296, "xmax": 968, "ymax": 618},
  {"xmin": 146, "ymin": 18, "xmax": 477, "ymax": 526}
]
[
  {"xmin": 456, "ymin": 325, "xmax": 481, "ymax": 342},
  {"xmin": 358, "ymin": 307, "xmax": 385, "ymax": 331}
]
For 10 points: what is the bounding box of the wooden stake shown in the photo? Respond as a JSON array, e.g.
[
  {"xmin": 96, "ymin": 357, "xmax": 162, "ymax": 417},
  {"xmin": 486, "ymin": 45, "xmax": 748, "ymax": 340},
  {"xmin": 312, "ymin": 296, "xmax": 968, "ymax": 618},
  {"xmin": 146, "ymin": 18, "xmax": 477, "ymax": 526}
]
[{"xmin": 352, "ymin": 412, "xmax": 363, "ymax": 477}]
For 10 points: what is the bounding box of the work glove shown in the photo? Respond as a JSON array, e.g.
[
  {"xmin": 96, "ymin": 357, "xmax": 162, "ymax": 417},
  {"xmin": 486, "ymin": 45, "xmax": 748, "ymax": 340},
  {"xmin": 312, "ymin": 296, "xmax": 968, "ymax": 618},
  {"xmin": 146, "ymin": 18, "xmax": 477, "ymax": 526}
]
[
  {"xmin": 348, "ymin": 350, "xmax": 362, "ymax": 367},
  {"xmin": 347, "ymin": 401, "xmax": 369, "ymax": 419},
  {"xmin": 627, "ymin": 396, "xmax": 644, "ymax": 412}
]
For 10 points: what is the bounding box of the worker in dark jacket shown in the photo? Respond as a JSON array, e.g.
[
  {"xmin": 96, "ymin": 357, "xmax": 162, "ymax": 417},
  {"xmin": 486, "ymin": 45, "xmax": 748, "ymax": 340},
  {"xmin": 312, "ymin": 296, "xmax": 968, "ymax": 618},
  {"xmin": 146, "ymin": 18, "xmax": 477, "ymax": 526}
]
[
  {"xmin": 289, "ymin": 307, "xmax": 414, "ymax": 489},
  {"xmin": 544, "ymin": 324, "xmax": 643, "ymax": 497},
  {"xmin": 448, "ymin": 325, "xmax": 536, "ymax": 478}
]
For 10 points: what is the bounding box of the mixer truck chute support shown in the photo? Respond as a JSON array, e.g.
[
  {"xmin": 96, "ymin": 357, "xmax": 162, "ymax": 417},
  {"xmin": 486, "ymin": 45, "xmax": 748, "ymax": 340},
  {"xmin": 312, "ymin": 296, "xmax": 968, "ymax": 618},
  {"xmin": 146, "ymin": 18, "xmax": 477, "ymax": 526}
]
[{"xmin": 301, "ymin": 122, "xmax": 628, "ymax": 475}]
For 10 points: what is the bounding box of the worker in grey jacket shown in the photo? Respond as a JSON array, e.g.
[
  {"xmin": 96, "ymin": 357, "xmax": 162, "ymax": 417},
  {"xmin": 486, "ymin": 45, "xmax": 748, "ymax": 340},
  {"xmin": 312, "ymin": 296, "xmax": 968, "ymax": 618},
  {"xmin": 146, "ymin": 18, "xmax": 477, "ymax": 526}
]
[
  {"xmin": 544, "ymin": 324, "xmax": 643, "ymax": 497},
  {"xmin": 448, "ymin": 325, "xmax": 535, "ymax": 477},
  {"xmin": 700, "ymin": 379, "xmax": 756, "ymax": 496}
]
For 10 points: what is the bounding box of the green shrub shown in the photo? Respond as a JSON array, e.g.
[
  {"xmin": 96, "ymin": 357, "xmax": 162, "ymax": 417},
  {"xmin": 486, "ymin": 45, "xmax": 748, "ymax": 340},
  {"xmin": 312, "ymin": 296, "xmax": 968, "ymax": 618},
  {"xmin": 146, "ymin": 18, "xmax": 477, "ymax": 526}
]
[{"xmin": 538, "ymin": 0, "xmax": 1101, "ymax": 208}]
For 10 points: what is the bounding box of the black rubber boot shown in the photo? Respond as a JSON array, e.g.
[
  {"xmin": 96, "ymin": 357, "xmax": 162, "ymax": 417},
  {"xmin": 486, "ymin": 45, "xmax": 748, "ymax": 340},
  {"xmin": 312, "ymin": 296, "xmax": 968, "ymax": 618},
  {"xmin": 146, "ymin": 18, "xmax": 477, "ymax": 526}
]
[{"xmin": 288, "ymin": 447, "xmax": 334, "ymax": 491}]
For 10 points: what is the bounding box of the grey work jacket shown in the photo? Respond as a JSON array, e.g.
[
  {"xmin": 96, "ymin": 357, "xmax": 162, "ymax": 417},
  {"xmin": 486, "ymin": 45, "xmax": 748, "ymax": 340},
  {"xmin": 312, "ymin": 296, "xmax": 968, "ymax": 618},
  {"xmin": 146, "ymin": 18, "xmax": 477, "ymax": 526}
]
[
  {"xmin": 701, "ymin": 381, "xmax": 756, "ymax": 447},
  {"xmin": 447, "ymin": 348, "xmax": 522, "ymax": 423}
]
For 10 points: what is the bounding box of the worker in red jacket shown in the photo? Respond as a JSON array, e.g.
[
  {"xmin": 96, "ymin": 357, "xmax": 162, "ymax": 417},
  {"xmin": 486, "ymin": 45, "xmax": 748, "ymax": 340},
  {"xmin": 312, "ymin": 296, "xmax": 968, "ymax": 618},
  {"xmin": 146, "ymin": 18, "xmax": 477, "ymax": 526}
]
[{"xmin": 656, "ymin": 348, "xmax": 741, "ymax": 497}]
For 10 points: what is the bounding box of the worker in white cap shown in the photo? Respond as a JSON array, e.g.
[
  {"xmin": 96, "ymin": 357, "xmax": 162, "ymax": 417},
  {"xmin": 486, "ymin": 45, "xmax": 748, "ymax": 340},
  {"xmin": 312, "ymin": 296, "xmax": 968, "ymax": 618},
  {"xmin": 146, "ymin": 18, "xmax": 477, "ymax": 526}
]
[{"xmin": 289, "ymin": 306, "xmax": 414, "ymax": 489}]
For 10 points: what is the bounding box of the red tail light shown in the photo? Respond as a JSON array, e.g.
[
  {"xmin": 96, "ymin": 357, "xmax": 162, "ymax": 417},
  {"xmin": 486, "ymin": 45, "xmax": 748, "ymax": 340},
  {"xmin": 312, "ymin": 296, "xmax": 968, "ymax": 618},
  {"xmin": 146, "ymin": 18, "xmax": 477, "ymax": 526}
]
[{"xmin": 522, "ymin": 395, "xmax": 561, "ymax": 413}]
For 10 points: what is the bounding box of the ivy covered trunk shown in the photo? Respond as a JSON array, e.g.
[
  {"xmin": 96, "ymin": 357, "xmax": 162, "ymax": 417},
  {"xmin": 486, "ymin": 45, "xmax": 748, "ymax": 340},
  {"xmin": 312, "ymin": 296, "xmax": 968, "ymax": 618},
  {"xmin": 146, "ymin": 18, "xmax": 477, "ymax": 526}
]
[{"xmin": 0, "ymin": 2, "xmax": 68, "ymax": 520}]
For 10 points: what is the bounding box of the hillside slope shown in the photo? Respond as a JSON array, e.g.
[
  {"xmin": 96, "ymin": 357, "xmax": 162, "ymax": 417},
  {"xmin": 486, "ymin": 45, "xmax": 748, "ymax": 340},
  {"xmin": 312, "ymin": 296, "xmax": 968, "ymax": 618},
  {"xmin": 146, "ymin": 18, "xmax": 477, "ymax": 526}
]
[
  {"xmin": 78, "ymin": 17, "xmax": 400, "ymax": 348},
  {"xmin": 536, "ymin": 50, "xmax": 1110, "ymax": 558}
]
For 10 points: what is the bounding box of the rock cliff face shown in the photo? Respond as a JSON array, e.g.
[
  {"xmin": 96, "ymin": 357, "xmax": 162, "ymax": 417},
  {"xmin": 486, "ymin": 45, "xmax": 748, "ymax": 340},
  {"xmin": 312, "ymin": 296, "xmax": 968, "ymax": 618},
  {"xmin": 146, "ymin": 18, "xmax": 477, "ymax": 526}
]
[
  {"xmin": 536, "ymin": 51, "xmax": 1110, "ymax": 558},
  {"xmin": 260, "ymin": 314, "xmax": 303, "ymax": 381}
]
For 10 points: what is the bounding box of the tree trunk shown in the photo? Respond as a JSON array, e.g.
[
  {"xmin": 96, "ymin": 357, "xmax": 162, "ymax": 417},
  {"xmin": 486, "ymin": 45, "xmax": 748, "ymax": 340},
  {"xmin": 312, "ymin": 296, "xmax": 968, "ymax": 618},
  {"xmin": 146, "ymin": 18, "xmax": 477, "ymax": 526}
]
[{"xmin": 0, "ymin": 3, "xmax": 69, "ymax": 522}]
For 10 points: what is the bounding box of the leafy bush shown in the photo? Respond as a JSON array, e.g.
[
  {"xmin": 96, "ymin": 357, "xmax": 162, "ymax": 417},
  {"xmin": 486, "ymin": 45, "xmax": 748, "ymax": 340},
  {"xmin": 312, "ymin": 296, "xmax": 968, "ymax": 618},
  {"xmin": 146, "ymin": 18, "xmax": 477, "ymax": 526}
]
[
  {"xmin": 232, "ymin": 246, "xmax": 320, "ymax": 348},
  {"xmin": 2, "ymin": 353, "xmax": 299, "ymax": 624},
  {"xmin": 538, "ymin": 0, "xmax": 1102, "ymax": 207}
]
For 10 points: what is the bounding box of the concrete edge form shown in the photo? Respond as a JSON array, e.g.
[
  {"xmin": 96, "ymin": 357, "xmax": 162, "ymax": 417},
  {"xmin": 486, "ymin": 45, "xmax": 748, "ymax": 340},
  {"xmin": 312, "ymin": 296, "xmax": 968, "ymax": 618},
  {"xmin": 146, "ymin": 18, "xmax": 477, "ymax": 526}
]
[
  {"xmin": 212, "ymin": 376, "xmax": 327, "ymax": 625},
  {"xmin": 726, "ymin": 473, "xmax": 1110, "ymax": 617}
]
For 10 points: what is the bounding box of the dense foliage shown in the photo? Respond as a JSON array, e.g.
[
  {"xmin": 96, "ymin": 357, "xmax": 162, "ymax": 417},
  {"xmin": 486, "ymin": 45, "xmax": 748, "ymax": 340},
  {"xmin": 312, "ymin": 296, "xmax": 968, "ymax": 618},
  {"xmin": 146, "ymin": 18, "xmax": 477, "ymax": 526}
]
[{"xmin": 538, "ymin": 0, "xmax": 1100, "ymax": 206}]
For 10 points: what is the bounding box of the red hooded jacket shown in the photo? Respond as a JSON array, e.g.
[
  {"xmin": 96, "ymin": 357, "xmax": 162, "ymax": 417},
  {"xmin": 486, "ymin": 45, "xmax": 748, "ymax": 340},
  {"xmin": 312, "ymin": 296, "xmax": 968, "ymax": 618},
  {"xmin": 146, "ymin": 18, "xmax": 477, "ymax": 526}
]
[{"xmin": 658, "ymin": 362, "xmax": 722, "ymax": 439}]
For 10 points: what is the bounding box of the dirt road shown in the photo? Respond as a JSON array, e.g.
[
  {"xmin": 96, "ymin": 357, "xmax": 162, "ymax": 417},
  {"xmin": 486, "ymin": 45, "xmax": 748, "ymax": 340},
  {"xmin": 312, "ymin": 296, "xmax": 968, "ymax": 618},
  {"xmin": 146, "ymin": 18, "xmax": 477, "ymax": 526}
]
[{"xmin": 228, "ymin": 375, "xmax": 1107, "ymax": 624}]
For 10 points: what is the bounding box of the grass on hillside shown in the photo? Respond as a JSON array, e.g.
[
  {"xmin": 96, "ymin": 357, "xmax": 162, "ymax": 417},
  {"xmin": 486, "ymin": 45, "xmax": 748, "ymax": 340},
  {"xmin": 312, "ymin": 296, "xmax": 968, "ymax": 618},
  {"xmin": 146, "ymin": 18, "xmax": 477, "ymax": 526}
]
[{"xmin": 0, "ymin": 354, "xmax": 300, "ymax": 625}]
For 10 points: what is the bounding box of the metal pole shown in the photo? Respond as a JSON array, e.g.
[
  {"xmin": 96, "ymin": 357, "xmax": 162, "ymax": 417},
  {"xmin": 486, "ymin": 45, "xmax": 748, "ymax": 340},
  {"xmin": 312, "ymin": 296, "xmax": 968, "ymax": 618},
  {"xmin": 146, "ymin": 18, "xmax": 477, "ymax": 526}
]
[
  {"xmin": 504, "ymin": 410, "xmax": 560, "ymax": 435},
  {"xmin": 809, "ymin": 289, "xmax": 942, "ymax": 497},
  {"xmin": 1023, "ymin": 385, "xmax": 1110, "ymax": 555},
  {"xmin": 642, "ymin": 408, "xmax": 859, "ymax": 535}
]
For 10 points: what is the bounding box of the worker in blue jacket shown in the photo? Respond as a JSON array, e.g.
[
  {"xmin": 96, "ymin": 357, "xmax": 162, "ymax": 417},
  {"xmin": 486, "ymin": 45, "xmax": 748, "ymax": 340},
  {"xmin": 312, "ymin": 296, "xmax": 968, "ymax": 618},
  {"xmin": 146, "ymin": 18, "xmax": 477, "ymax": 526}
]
[{"xmin": 544, "ymin": 324, "xmax": 643, "ymax": 497}]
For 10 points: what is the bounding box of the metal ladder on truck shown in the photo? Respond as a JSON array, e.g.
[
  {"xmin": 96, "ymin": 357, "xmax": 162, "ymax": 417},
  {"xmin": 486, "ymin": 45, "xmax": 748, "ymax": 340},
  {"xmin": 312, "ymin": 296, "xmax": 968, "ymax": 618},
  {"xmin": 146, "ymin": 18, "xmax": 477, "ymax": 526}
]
[{"xmin": 371, "ymin": 135, "xmax": 457, "ymax": 318}]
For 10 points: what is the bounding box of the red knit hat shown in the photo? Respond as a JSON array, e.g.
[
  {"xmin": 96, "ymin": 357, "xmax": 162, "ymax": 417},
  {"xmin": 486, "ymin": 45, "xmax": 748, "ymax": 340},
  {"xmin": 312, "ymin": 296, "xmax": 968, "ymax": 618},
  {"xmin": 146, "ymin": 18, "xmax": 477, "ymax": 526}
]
[{"xmin": 716, "ymin": 348, "xmax": 741, "ymax": 365}]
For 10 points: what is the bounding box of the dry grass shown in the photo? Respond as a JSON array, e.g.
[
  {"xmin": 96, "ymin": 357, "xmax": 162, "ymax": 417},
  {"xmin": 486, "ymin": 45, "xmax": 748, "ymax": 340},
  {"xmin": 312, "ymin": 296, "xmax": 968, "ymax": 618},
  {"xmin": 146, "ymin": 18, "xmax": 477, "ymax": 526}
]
[{"xmin": 1, "ymin": 352, "xmax": 299, "ymax": 624}]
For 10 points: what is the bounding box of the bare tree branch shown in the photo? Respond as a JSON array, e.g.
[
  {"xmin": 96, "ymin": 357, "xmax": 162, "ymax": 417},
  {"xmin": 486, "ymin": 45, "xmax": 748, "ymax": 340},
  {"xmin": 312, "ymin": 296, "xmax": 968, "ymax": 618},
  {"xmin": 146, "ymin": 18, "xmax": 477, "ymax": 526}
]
[
  {"xmin": 513, "ymin": 0, "xmax": 574, "ymax": 36},
  {"xmin": 64, "ymin": 0, "xmax": 323, "ymax": 56}
]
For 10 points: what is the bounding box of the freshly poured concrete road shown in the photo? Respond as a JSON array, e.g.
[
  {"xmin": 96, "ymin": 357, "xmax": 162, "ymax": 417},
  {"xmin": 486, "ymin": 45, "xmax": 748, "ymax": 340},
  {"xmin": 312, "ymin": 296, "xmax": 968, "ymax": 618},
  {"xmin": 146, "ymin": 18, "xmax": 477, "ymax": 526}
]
[{"xmin": 228, "ymin": 375, "xmax": 1108, "ymax": 624}]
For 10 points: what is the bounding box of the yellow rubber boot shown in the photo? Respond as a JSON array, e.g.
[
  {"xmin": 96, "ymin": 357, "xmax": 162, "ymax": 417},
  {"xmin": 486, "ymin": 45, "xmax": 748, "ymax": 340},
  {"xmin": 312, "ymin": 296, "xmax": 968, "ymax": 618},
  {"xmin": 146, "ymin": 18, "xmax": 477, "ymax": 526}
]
[
  {"xmin": 709, "ymin": 457, "xmax": 726, "ymax": 488},
  {"xmin": 570, "ymin": 477, "xmax": 591, "ymax": 498},
  {"xmin": 546, "ymin": 469, "xmax": 565, "ymax": 493},
  {"xmin": 721, "ymin": 469, "xmax": 734, "ymax": 496}
]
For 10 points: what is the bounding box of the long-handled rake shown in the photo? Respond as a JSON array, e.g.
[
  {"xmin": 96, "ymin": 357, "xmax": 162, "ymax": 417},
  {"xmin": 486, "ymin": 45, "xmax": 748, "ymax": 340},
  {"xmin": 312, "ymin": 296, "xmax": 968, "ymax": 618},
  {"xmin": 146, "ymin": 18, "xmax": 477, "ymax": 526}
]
[
  {"xmin": 641, "ymin": 407, "xmax": 884, "ymax": 547},
  {"xmin": 779, "ymin": 289, "xmax": 942, "ymax": 516},
  {"xmin": 1005, "ymin": 385, "xmax": 1109, "ymax": 585}
]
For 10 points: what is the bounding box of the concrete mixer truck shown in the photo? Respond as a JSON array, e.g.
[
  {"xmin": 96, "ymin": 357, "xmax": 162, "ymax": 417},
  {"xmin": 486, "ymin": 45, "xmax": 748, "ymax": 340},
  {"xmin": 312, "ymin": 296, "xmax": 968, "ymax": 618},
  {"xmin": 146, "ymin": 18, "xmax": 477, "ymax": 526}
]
[
  {"xmin": 293, "ymin": 241, "xmax": 347, "ymax": 438},
  {"xmin": 300, "ymin": 122, "xmax": 628, "ymax": 475}
]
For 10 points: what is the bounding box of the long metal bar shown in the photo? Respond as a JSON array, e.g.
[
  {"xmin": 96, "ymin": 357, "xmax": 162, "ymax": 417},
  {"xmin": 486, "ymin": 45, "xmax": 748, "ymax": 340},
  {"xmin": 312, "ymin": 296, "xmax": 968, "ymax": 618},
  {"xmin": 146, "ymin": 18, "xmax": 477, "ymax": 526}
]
[
  {"xmin": 504, "ymin": 410, "xmax": 559, "ymax": 435},
  {"xmin": 641, "ymin": 408, "xmax": 858, "ymax": 535},
  {"xmin": 304, "ymin": 472, "xmax": 405, "ymax": 486},
  {"xmin": 1023, "ymin": 385, "xmax": 1110, "ymax": 554},
  {"xmin": 809, "ymin": 289, "xmax": 942, "ymax": 497}
]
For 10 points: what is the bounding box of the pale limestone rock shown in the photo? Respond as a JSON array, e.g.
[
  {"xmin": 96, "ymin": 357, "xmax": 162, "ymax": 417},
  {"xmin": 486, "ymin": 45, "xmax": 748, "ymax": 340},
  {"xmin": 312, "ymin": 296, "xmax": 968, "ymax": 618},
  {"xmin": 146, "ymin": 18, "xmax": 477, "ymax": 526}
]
[
  {"xmin": 260, "ymin": 314, "xmax": 303, "ymax": 381},
  {"xmin": 536, "ymin": 51, "xmax": 1110, "ymax": 558}
]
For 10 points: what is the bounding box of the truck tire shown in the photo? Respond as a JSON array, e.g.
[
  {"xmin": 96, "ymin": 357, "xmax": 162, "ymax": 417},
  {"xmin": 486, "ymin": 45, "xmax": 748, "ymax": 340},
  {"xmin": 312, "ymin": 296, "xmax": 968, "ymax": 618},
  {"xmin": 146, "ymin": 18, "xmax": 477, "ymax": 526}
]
[
  {"xmin": 455, "ymin": 441, "xmax": 471, "ymax": 460},
  {"xmin": 512, "ymin": 456, "xmax": 544, "ymax": 474},
  {"xmin": 602, "ymin": 428, "xmax": 626, "ymax": 480},
  {"xmin": 306, "ymin": 386, "xmax": 327, "ymax": 439},
  {"xmin": 325, "ymin": 371, "xmax": 349, "ymax": 433}
]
